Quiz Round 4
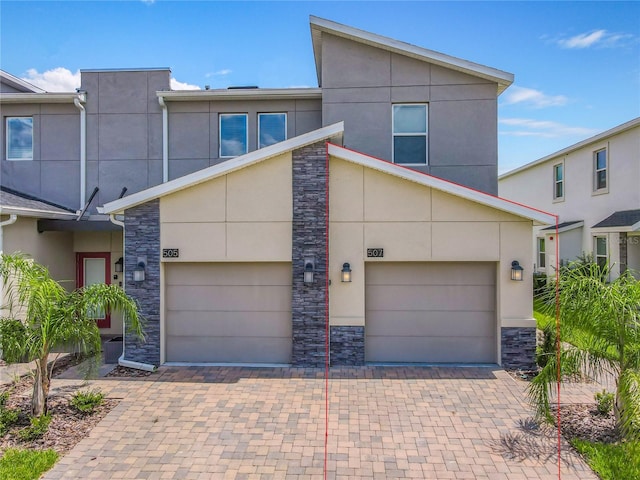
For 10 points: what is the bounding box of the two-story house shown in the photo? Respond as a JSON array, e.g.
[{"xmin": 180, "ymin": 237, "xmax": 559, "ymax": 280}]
[
  {"xmin": 1, "ymin": 16, "xmax": 553, "ymax": 370},
  {"xmin": 499, "ymin": 118, "xmax": 640, "ymax": 280}
]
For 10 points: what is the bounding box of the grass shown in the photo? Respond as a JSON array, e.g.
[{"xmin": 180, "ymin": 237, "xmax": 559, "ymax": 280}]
[
  {"xmin": 0, "ymin": 448, "xmax": 59, "ymax": 480},
  {"xmin": 571, "ymin": 439, "xmax": 640, "ymax": 480}
]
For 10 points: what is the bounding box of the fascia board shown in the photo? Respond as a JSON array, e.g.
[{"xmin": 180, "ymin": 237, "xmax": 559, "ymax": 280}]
[
  {"xmin": 101, "ymin": 122, "xmax": 344, "ymax": 215},
  {"xmin": 327, "ymin": 143, "xmax": 555, "ymax": 225},
  {"xmin": 0, "ymin": 93, "xmax": 85, "ymax": 104},
  {"xmin": 544, "ymin": 221, "xmax": 585, "ymax": 234},
  {"xmin": 158, "ymin": 88, "xmax": 322, "ymax": 101},
  {"xmin": 0, "ymin": 207, "xmax": 77, "ymax": 219}
]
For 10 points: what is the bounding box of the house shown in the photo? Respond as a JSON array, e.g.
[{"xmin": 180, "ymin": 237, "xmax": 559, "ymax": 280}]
[
  {"xmin": 499, "ymin": 118, "xmax": 640, "ymax": 280},
  {"xmin": 1, "ymin": 16, "xmax": 554, "ymax": 369}
]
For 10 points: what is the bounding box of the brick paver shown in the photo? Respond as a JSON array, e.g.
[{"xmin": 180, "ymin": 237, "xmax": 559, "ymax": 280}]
[{"xmin": 42, "ymin": 366, "xmax": 597, "ymax": 479}]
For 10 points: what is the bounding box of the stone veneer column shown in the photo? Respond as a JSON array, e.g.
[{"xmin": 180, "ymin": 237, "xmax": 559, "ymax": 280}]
[
  {"xmin": 291, "ymin": 141, "xmax": 328, "ymax": 367},
  {"xmin": 123, "ymin": 199, "xmax": 161, "ymax": 366},
  {"xmin": 501, "ymin": 327, "xmax": 536, "ymax": 370},
  {"xmin": 330, "ymin": 326, "xmax": 365, "ymax": 366}
]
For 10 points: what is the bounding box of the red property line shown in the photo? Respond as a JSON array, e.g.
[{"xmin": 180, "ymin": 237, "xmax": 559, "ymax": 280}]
[
  {"xmin": 554, "ymin": 216, "xmax": 562, "ymax": 479},
  {"xmin": 324, "ymin": 143, "xmax": 330, "ymax": 480}
]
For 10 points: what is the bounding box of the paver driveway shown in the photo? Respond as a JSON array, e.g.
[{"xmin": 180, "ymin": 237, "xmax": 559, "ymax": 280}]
[{"xmin": 43, "ymin": 366, "xmax": 595, "ymax": 479}]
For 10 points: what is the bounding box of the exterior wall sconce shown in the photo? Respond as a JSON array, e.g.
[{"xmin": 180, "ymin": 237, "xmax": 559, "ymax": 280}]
[
  {"xmin": 114, "ymin": 257, "xmax": 124, "ymax": 273},
  {"xmin": 341, "ymin": 262, "xmax": 352, "ymax": 282},
  {"xmin": 511, "ymin": 260, "xmax": 524, "ymax": 281},
  {"xmin": 133, "ymin": 257, "xmax": 146, "ymax": 282},
  {"xmin": 303, "ymin": 258, "xmax": 315, "ymax": 284}
]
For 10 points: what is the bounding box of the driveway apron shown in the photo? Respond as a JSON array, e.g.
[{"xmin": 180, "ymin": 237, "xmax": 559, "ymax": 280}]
[{"xmin": 43, "ymin": 366, "xmax": 596, "ymax": 479}]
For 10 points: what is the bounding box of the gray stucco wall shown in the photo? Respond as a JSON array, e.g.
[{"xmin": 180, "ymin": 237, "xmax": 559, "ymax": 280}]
[{"xmin": 320, "ymin": 33, "xmax": 499, "ymax": 194}]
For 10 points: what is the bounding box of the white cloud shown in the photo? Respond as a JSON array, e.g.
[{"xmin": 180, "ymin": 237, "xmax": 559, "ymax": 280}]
[
  {"xmin": 170, "ymin": 78, "xmax": 201, "ymax": 90},
  {"xmin": 21, "ymin": 67, "xmax": 80, "ymax": 92},
  {"xmin": 205, "ymin": 69, "xmax": 232, "ymax": 78},
  {"xmin": 502, "ymin": 86, "xmax": 568, "ymax": 108},
  {"xmin": 555, "ymin": 29, "xmax": 635, "ymax": 49},
  {"xmin": 499, "ymin": 118, "xmax": 599, "ymax": 138}
]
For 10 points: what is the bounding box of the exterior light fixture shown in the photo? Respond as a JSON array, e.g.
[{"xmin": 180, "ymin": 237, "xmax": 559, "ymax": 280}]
[
  {"xmin": 511, "ymin": 260, "xmax": 524, "ymax": 281},
  {"xmin": 114, "ymin": 257, "xmax": 124, "ymax": 273},
  {"xmin": 303, "ymin": 258, "xmax": 315, "ymax": 284},
  {"xmin": 341, "ymin": 262, "xmax": 352, "ymax": 283},
  {"xmin": 133, "ymin": 259, "xmax": 146, "ymax": 282}
]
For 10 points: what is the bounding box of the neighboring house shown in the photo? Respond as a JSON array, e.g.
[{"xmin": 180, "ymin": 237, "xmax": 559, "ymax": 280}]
[
  {"xmin": 1, "ymin": 16, "xmax": 553, "ymax": 369},
  {"xmin": 499, "ymin": 118, "xmax": 640, "ymax": 280}
]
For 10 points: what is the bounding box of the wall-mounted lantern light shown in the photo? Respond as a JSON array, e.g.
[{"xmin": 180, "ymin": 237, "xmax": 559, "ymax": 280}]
[
  {"xmin": 304, "ymin": 258, "xmax": 315, "ymax": 284},
  {"xmin": 341, "ymin": 262, "xmax": 352, "ymax": 283},
  {"xmin": 114, "ymin": 257, "xmax": 124, "ymax": 273},
  {"xmin": 511, "ymin": 260, "xmax": 524, "ymax": 281},
  {"xmin": 133, "ymin": 257, "xmax": 146, "ymax": 282}
]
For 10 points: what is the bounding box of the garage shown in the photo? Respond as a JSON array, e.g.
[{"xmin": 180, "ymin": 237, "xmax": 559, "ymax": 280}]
[
  {"xmin": 365, "ymin": 262, "xmax": 496, "ymax": 363},
  {"xmin": 165, "ymin": 262, "xmax": 292, "ymax": 363}
]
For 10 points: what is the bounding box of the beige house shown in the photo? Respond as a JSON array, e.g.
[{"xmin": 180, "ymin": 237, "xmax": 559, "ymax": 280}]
[{"xmin": 499, "ymin": 118, "xmax": 640, "ymax": 280}]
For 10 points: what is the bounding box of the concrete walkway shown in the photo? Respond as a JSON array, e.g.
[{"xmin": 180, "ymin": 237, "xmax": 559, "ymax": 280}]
[{"xmin": 38, "ymin": 366, "xmax": 600, "ymax": 480}]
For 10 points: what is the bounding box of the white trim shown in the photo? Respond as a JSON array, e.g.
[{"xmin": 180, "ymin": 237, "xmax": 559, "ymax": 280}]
[
  {"xmin": 101, "ymin": 122, "xmax": 345, "ymax": 214},
  {"xmin": 0, "ymin": 92, "xmax": 83, "ymax": 104},
  {"xmin": 158, "ymin": 88, "xmax": 322, "ymax": 102},
  {"xmin": 5, "ymin": 117, "xmax": 33, "ymax": 161},
  {"xmin": 310, "ymin": 16, "xmax": 513, "ymax": 94},
  {"xmin": 258, "ymin": 112, "xmax": 287, "ymax": 149},
  {"xmin": 0, "ymin": 206, "xmax": 77, "ymax": 219},
  {"xmin": 219, "ymin": 113, "xmax": 248, "ymax": 158},
  {"xmin": 592, "ymin": 220, "xmax": 640, "ymax": 234},
  {"xmin": 328, "ymin": 143, "xmax": 556, "ymax": 225}
]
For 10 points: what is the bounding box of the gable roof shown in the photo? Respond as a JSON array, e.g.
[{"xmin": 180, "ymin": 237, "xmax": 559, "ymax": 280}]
[
  {"xmin": 592, "ymin": 209, "xmax": 640, "ymax": 232},
  {"xmin": 309, "ymin": 16, "xmax": 514, "ymax": 95},
  {"xmin": 541, "ymin": 220, "xmax": 584, "ymax": 233},
  {"xmin": 0, "ymin": 70, "xmax": 46, "ymax": 93},
  {"xmin": 0, "ymin": 187, "xmax": 77, "ymax": 219},
  {"xmin": 100, "ymin": 122, "xmax": 345, "ymax": 215},
  {"xmin": 327, "ymin": 143, "xmax": 555, "ymax": 226}
]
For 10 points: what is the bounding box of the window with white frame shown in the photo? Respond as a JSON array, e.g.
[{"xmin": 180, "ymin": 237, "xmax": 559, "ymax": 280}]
[
  {"xmin": 595, "ymin": 236, "xmax": 607, "ymax": 269},
  {"xmin": 392, "ymin": 104, "xmax": 427, "ymax": 165},
  {"xmin": 553, "ymin": 163, "xmax": 564, "ymax": 200},
  {"xmin": 537, "ymin": 238, "xmax": 546, "ymax": 269},
  {"xmin": 258, "ymin": 113, "xmax": 286, "ymax": 149},
  {"xmin": 594, "ymin": 148, "xmax": 607, "ymax": 191},
  {"xmin": 219, "ymin": 114, "xmax": 248, "ymax": 158},
  {"xmin": 6, "ymin": 117, "xmax": 33, "ymax": 160}
]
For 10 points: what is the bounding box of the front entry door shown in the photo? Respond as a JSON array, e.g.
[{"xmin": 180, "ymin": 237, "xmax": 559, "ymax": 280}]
[{"xmin": 77, "ymin": 252, "xmax": 111, "ymax": 328}]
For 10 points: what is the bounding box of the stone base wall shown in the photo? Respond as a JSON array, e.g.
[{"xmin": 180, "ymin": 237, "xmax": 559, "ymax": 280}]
[
  {"xmin": 330, "ymin": 327, "xmax": 365, "ymax": 366},
  {"xmin": 501, "ymin": 327, "xmax": 536, "ymax": 370}
]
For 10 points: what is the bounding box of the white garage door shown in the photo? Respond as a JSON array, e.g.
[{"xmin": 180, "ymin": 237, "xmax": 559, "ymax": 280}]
[
  {"xmin": 165, "ymin": 263, "xmax": 292, "ymax": 363},
  {"xmin": 365, "ymin": 262, "xmax": 496, "ymax": 363}
]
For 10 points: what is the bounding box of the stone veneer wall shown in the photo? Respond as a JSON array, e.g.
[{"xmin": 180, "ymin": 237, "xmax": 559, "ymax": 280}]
[
  {"xmin": 330, "ymin": 327, "xmax": 365, "ymax": 366},
  {"xmin": 291, "ymin": 141, "xmax": 328, "ymax": 367},
  {"xmin": 501, "ymin": 327, "xmax": 536, "ymax": 370},
  {"xmin": 123, "ymin": 199, "xmax": 161, "ymax": 366}
]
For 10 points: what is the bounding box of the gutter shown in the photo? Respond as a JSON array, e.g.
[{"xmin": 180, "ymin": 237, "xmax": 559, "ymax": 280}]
[
  {"xmin": 108, "ymin": 214, "xmax": 156, "ymax": 372},
  {"xmin": 73, "ymin": 93, "xmax": 87, "ymax": 210},
  {"xmin": 158, "ymin": 96, "xmax": 169, "ymax": 183}
]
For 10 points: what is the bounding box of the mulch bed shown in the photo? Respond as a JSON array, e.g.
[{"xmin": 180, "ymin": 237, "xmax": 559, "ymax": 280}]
[{"xmin": 105, "ymin": 365, "xmax": 153, "ymax": 378}]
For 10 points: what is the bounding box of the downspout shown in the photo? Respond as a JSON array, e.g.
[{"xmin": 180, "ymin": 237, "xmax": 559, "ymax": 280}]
[
  {"xmin": 73, "ymin": 94, "xmax": 87, "ymax": 210},
  {"xmin": 158, "ymin": 96, "xmax": 169, "ymax": 183},
  {"xmin": 108, "ymin": 213, "xmax": 155, "ymax": 372}
]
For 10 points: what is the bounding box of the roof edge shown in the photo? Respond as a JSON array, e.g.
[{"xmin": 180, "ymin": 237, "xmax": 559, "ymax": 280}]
[
  {"xmin": 0, "ymin": 92, "xmax": 85, "ymax": 104},
  {"xmin": 0, "ymin": 70, "xmax": 46, "ymax": 93},
  {"xmin": 101, "ymin": 122, "xmax": 345, "ymax": 214},
  {"xmin": 158, "ymin": 88, "xmax": 322, "ymax": 101}
]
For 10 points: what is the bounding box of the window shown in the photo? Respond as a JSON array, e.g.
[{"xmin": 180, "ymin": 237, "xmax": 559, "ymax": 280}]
[
  {"xmin": 219, "ymin": 114, "xmax": 248, "ymax": 158},
  {"xmin": 553, "ymin": 163, "xmax": 564, "ymax": 200},
  {"xmin": 594, "ymin": 148, "xmax": 607, "ymax": 191},
  {"xmin": 595, "ymin": 237, "xmax": 607, "ymax": 269},
  {"xmin": 6, "ymin": 117, "xmax": 33, "ymax": 160},
  {"xmin": 537, "ymin": 238, "xmax": 546, "ymax": 269},
  {"xmin": 258, "ymin": 113, "xmax": 286, "ymax": 148},
  {"xmin": 392, "ymin": 104, "xmax": 427, "ymax": 165}
]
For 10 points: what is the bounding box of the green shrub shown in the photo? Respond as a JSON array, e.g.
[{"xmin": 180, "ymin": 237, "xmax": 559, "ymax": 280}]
[
  {"xmin": 18, "ymin": 413, "xmax": 52, "ymax": 441},
  {"xmin": 0, "ymin": 448, "xmax": 59, "ymax": 480},
  {"xmin": 0, "ymin": 390, "xmax": 10, "ymax": 408},
  {"xmin": 0, "ymin": 407, "xmax": 19, "ymax": 436},
  {"xmin": 595, "ymin": 389, "xmax": 615, "ymax": 415},
  {"xmin": 70, "ymin": 389, "xmax": 104, "ymax": 414}
]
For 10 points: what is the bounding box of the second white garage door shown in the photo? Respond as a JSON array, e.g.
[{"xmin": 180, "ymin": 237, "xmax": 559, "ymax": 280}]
[
  {"xmin": 365, "ymin": 262, "xmax": 496, "ymax": 364},
  {"xmin": 165, "ymin": 263, "xmax": 292, "ymax": 364}
]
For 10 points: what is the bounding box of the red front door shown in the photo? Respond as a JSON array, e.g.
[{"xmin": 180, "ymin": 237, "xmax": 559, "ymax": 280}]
[{"xmin": 76, "ymin": 252, "xmax": 111, "ymax": 328}]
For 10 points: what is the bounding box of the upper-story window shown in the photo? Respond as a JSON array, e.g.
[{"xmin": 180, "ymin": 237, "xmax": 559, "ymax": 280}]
[
  {"xmin": 258, "ymin": 113, "xmax": 286, "ymax": 149},
  {"xmin": 392, "ymin": 104, "xmax": 427, "ymax": 165},
  {"xmin": 6, "ymin": 117, "xmax": 33, "ymax": 161},
  {"xmin": 553, "ymin": 163, "xmax": 564, "ymax": 200},
  {"xmin": 594, "ymin": 148, "xmax": 607, "ymax": 192},
  {"xmin": 219, "ymin": 113, "xmax": 248, "ymax": 158}
]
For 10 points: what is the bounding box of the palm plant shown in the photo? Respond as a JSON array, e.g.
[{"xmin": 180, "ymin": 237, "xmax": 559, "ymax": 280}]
[
  {"xmin": 530, "ymin": 261, "xmax": 640, "ymax": 440},
  {"xmin": 0, "ymin": 253, "xmax": 144, "ymax": 416}
]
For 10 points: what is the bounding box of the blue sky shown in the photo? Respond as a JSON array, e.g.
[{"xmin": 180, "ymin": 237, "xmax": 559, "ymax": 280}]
[{"xmin": 1, "ymin": 1, "xmax": 638, "ymax": 173}]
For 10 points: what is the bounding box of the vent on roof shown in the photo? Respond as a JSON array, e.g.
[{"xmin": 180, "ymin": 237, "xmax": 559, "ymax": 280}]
[{"xmin": 227, "ymin": 86, "xmax": 259, "ymax": 90}]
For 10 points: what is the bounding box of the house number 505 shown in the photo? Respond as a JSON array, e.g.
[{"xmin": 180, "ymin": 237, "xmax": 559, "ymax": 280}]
[{"xmin": 162, "ymin": 249, "xmax": 180, "ymax": 258}]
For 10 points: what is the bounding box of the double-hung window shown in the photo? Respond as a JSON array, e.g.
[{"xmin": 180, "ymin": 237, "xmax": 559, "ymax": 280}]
[
  {"xmin": 553, "ymin": 163, "xmax": 564, "ymax": 200},
  {"xmin": 537, "ymin": 238, "xmax": 546, "ymax": 269},
  {"xmin": 258, "ymin": 113, "xmax": 286, "ymax": 148},
  {"xmin": 594, "ymin": 148, "xmax": 607, "ymax": 192},
  {"xmin": 6, "ymin": 117, "xmax": 33, "ymax": 160},
  {"xmin": 219, "ymin": 113, "xmax": 248, "ymax": 158},
  {"xmin": 595, "ymin": 237, "xmax": 607, "ymax": 269},
  {"xmin": 392, "ymin": 104, "xmax": 427, "ymax": 165}
]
